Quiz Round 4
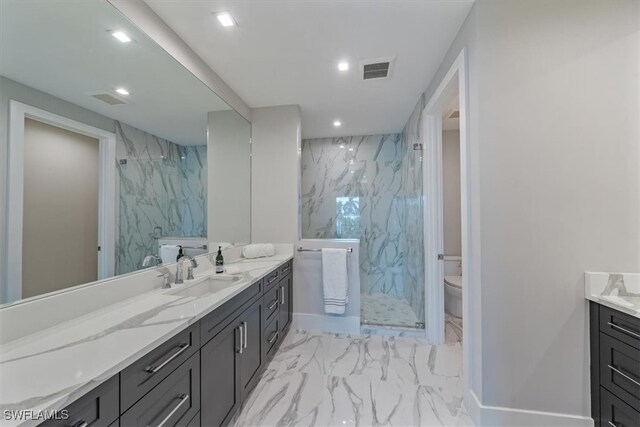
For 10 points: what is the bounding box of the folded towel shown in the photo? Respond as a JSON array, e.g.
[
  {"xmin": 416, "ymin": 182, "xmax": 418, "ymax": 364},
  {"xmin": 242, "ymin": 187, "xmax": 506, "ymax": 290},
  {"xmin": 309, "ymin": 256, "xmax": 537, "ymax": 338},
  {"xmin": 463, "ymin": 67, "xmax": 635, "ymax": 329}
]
[
  {"xmin": 321, "ymin": 248, "xmax": 348, "ymax": 315},
  {"xmin": 225, "ymin": 265, "xmax": 242, "ymax": 275},
  {"xmin": 159, "ymin": 244, "xmax": 180, "ymax": 265},
  {"xmin": 242, "ymin": 244, "xmax": 276, "ymax": 259}
]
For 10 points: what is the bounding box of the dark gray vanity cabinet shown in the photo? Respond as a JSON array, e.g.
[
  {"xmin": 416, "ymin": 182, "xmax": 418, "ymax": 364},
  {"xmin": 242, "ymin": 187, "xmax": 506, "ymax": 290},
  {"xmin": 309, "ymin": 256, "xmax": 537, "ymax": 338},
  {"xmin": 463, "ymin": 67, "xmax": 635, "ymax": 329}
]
[
  {"xmin": 278, "ymin": 273, "xmax": 293, "ymax": 339},
  {"xmin": 590, "ymin": 302, "xmax": 640, "ymax": 427},
  {"xmin": 40, "ymin": 375, "xmax": 119, "ymax": 427},
  {"xmin": 200, "ymin": 317, "xmax": 242, "ymax": 427},
  {"xmin": 38, "ymin": 260, "xmax": 294, "ymax": 427}
]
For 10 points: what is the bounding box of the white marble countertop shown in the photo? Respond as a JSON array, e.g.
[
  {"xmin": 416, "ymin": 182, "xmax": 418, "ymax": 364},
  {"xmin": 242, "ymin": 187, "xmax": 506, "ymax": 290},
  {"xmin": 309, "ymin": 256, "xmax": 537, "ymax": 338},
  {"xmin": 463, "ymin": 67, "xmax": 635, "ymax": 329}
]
[
  {"xmin": 0, "ymin": 252, "xmax": 293, "ymax": 427},
  {"xmin": 585, "ymin": 272, "xmax": 640, "ymax": 319}
]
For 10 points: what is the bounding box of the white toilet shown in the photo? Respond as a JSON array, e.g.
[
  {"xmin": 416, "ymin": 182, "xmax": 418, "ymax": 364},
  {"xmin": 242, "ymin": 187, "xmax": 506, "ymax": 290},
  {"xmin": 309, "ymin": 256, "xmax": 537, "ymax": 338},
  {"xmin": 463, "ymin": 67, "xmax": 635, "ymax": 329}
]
[{"xmin": 443, "ymin": 257, "xmax": 463, "ymax": 318}]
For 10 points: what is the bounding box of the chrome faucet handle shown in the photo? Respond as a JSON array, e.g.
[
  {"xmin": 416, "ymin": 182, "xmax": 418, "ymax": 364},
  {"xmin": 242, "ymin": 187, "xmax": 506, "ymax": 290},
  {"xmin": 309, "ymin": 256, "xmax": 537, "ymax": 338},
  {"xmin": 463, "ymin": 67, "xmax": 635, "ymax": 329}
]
[
  {"xmin": 157, "ymin": 272, "xmax": 171, "ymax": 289},
  {"xmin": 187, "ymin": 267, "xmax": 195, "ymax": 280}
]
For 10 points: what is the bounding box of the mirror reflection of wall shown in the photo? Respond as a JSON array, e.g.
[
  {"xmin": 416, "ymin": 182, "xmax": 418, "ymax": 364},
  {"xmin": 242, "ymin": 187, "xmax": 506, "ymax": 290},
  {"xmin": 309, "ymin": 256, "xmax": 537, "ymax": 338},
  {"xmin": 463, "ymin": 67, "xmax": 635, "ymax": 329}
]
[{"xmin": 0, "ymin": 0, "xmax": 252, "ymax": 305}]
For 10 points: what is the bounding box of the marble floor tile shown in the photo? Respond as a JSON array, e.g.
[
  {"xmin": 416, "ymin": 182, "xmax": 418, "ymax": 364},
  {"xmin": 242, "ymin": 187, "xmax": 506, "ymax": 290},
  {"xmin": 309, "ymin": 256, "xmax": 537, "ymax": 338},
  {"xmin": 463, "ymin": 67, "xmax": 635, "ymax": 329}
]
[
  {"xmin": 445, "ymin": 314, "xmax": 463, "ymax": 344},
  {"xmin": 233, "ymin": 330, "xmax": 471, "ymax": 427},
  {"xmin": 361, "ymin": 293, "xmax": 420, "ymax": 327}
]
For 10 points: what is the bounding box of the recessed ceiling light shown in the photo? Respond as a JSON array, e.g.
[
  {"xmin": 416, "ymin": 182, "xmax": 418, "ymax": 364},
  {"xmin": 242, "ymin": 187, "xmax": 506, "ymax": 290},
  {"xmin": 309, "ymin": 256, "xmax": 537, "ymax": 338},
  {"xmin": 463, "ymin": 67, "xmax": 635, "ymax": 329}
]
[
  {"xmin": 216, "ymin": 11, "xmax": 237, "ymax": 27},
  {"xmin": 112, "ymin": 31, "xmax": 131, "ymax": 43},
  {"xmin": 339, "ymin": 145, "xmax": 345, "ymax": 149},
  {"xmin": 348, "ymin": 148, "xmax": 354, "ymax": 152},
  {"xmin": 115, "ymin": 88, "xmax": 130, "ymax": 96},
  {"xmin": 338, "ymin": 62, "xmax": 349, "ymax": 71},
  {"xmin": 333, "ymin": 120, "xmax": 341, "ymax": 127}
]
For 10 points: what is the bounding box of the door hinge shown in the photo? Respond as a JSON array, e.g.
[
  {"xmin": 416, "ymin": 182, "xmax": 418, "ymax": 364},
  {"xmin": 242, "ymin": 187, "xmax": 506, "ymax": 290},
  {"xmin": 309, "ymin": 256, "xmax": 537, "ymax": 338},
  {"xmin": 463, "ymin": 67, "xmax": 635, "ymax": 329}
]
[
  {"xmin": 97, "ymin": 246, "xmax": 101, "ymax": 252},
  {"xmin": 437, "ymin": 254, "xmax": 444, "ymax": 260}
]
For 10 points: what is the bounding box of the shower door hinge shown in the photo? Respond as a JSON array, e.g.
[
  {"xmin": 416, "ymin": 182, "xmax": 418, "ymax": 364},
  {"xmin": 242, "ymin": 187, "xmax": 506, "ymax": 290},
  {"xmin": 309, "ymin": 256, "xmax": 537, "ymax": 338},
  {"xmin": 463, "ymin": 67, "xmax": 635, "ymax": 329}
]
[
  {"xmin": 97, "ymin": 246, "xmax": 101, "ymax": 252},
  {"xmin": 437, "ymin": 254, "xmax": 444, "ymax": 260}
]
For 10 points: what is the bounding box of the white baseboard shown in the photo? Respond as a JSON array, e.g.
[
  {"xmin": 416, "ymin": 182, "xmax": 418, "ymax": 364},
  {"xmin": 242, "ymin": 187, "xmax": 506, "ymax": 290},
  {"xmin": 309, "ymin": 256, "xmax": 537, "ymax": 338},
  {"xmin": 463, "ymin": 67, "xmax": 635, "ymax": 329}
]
[
  {"xmin": 293, "ymin": 313, "xmax": 360, "ymax": 334},
  {"xmin": 465, "ymin": 389, "xmax": 594, "ymax": 427}
]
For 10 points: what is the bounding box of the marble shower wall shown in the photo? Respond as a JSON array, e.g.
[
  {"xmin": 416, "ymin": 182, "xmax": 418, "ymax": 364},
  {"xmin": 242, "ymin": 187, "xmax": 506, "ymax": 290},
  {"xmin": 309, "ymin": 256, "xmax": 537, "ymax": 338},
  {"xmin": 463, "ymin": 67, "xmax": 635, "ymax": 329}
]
[
  {"xmin": 301, "ymin": 134, "xmax": 407, "ymax": 297},
  {"xmin": 115, "ymin": 121, "xmax": 207, "ymax": 275},
  {"xmin": 400, "ymin": 97, "xmax": 426, "ymax": 323}
]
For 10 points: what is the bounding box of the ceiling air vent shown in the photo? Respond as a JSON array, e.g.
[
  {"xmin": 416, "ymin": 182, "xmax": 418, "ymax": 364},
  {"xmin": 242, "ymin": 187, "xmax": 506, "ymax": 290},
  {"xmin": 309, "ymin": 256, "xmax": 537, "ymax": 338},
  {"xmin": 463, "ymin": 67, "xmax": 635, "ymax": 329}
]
[
  {"xmin": 89, "ymin": 92, "xmax": 127, "ymax": 106},
  {"xmin": 360, "ymin": 56, "xmax": 395, "ymax": 81}
]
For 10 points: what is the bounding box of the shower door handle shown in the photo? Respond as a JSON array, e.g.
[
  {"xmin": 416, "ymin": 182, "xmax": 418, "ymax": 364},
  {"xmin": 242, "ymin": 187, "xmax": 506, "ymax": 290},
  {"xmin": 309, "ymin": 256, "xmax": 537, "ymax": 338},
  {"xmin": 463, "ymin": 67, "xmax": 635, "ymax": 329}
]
[{"xmin": 437, "ymin": 254, "xmax": 444, "ymax": 260}]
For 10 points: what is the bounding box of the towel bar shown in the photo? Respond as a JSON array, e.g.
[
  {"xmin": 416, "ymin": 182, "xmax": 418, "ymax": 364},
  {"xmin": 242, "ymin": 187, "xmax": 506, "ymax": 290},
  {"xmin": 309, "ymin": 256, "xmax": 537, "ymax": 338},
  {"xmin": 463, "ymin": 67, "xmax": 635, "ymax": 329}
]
[{"xmin": 297, "ymin": 247, "xmax": 353, "ymax": 253}]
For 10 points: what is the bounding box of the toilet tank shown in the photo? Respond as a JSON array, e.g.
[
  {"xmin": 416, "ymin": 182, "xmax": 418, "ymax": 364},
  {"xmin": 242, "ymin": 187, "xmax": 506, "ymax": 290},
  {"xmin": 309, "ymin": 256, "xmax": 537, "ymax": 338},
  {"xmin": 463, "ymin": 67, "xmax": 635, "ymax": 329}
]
[{"xmin": 443, "ymin": 256, "xmax": 462, "ymax": 276}]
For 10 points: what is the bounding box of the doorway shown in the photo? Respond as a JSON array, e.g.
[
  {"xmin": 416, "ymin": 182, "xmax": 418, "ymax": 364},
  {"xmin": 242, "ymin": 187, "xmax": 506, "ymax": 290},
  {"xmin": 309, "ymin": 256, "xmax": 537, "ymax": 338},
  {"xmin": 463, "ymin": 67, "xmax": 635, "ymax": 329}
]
[{"xmin": 6, "ymin": 101, "xmax": 116, "ymax": 302}]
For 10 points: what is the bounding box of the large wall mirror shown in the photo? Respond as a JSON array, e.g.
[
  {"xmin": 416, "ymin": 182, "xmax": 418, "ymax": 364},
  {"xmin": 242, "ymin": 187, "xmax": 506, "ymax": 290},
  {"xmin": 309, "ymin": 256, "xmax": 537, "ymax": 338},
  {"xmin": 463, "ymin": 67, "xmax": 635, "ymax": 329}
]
[{"xmin": 0, "ymin": 0, "xmax": 251, "ymax": 305}]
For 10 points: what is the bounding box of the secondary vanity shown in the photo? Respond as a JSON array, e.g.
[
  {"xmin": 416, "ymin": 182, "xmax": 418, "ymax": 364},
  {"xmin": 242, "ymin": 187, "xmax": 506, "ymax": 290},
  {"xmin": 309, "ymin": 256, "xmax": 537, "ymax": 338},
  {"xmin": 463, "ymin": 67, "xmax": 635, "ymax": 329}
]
[{"xmin": 586, "ymin": 273, "xmax": 640, "ymax": 427}]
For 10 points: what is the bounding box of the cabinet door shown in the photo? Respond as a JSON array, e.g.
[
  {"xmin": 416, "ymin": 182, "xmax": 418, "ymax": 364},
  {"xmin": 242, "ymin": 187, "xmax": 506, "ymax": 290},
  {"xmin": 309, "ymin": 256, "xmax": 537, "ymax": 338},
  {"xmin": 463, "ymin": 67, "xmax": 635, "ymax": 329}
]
[
  {"xmin": 279, "ymin": 274, "xmax": 292, "ymax": 338},
  {"xmin": 201, "ymin": 319, "xmax": 242, "ymax": 427},
  {"xmin": 120, "ymin": 353, "xmax": 200, "ymax": 427},
  {"xmin": 239, "ymin": 299, "xmax": 263, "ymax": 401}
]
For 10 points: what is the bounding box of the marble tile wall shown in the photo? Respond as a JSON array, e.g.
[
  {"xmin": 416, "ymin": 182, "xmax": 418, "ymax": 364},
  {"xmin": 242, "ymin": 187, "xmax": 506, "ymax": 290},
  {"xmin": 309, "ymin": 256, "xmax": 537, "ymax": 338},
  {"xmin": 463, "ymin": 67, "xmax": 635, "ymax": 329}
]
[
  {"xmin": 401, "ymin": 97, "xmax": 426, "ymax": 322},
  {"xmin": 301, "ymin": 134, "xmax": 407, "ymax": 298},
  {"xmin": 115, "ymin": 122, "xmax": 207, "ymax": 275}
]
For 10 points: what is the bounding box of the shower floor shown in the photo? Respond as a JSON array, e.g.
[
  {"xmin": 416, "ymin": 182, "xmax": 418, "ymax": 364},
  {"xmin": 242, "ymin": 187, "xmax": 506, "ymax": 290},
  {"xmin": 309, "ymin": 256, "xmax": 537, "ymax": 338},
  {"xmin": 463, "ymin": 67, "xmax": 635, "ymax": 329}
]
[{"xmin": 361, "ymin": 293, "xmax": 420, "ymax": 327}]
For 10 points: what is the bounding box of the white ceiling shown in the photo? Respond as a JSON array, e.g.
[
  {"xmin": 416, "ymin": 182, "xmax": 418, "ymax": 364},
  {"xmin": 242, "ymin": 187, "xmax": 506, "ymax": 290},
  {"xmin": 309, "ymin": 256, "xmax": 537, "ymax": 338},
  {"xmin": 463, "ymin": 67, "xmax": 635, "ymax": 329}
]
[
  {"xmin": 144, "ymin": 0, "xmax": 473, "ymax": 139},
  {"xmin": 0, "ymin": 0, "xmax": 233, "ymax": 146}
]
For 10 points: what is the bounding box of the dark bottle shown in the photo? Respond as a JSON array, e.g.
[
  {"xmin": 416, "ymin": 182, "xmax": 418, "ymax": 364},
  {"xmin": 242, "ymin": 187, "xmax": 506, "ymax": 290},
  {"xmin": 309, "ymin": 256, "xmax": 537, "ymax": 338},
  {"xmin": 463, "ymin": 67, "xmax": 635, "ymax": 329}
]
[
  {"xmin": 215, "ymin": 246, "xmax": 224, "ymax": 274},
  {"xmin": 176, "ymin": 246, "xmax": 184, "ymax": 262}
]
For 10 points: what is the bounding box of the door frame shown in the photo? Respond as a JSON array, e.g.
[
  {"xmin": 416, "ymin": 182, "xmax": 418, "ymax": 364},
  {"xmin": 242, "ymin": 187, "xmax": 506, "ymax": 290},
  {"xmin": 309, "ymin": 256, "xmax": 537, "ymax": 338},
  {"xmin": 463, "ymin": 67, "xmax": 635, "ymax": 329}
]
[
  {"xmin": 423, "ymin": 48, "xmax": 471, "ymax": 346},
  {"xmin": 7, "ymin": 100, "xmax": 116, "ymax": 301}
]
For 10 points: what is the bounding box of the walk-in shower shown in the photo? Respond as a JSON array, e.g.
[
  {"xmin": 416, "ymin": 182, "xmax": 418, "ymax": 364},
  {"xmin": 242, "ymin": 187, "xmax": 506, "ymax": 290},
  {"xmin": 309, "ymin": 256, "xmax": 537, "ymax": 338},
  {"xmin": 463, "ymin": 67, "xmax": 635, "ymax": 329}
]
[{"xmin": 301, "ymin": 108, "xmax": 425, "ymax": 329}]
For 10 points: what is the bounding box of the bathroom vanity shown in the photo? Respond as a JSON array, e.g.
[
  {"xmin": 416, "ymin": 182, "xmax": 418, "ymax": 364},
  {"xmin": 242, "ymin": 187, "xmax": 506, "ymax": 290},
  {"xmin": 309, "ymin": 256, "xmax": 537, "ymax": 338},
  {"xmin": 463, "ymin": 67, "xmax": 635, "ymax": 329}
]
[
  {"xmin": 0, "ymin": 254, "xmax": 293, "ymax": 427},
  {"xmin": 586, "ymin": 273, "xmax": 640, "ymax": 427}
]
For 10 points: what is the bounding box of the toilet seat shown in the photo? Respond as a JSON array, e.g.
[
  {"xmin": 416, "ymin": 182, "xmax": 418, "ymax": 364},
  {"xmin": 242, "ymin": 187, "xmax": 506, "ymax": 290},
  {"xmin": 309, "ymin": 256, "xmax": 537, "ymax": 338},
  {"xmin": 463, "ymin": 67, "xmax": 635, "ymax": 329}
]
[{"xmin": 444, "ymin": 275, "xmax": 463, "ymax": 289}]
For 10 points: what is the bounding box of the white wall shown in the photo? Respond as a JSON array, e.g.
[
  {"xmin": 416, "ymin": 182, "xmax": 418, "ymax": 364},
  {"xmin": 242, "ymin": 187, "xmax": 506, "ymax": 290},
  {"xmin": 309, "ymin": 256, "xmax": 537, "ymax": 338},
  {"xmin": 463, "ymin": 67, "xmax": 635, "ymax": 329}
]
[
  {"xmin": 443, "ymin": 130, "xmax": 461, "ymax": 257},
  {"xmin": 207, "ymin": 110, "xmax": 251, "ymax": 243},
  {"xmin": 250, "ymin": 105, "xmax": 302, "ymax": 243},
  {"xmin": 423, "ymin": 0, "xmax": 640, "ymax": 423},
  {"xmin": 0, "ymin": 76, "xmax": 115, "ymax": 303}
]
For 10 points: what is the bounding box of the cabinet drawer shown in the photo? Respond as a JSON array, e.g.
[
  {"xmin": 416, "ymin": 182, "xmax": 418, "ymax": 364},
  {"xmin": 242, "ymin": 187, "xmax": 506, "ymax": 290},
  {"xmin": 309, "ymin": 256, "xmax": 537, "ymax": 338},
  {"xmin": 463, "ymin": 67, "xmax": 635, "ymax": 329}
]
[
  {"xmin": 600, "ymin": 333, "xmax": 640, "ymax": 408},
  {"xmin": 264, "ymin": 269, "xmax": 281, "ymax": 291},
  {"xmin": 121, "ymin": 352, "xmax": 200, "ymax": 427},
  {"xmin": 599, "ymin": 306, "xmax": 640, "ymax": 350},
  {"xmin": 600, "ymin": 386, "xmax": 640, "ymax": 427},
  {"xmin": 201, "ymin": 280, "xmax": 263, "ymax": 346},
  {"xmin": 263, "ymin": 283, "xmax": 280, "ymax": 322},
  {"xmin": 121, "ymin": 323, "xmax": 199, "ymax": 412},
  {"xmin": 279, "ymin": 260, "xmax": 293, "ymax": 277},
  {"xmin": 40, "ymin": 376, "xmax": 119, "ymax": 427},
  {"xmin": 264, "ymin": 315, "xmax": 280, "ymax": 359}
]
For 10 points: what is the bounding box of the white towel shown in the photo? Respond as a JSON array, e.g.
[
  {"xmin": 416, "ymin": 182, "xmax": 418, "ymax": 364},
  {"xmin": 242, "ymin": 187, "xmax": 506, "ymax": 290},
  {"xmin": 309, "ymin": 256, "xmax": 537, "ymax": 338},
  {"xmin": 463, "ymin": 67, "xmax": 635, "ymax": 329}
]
[
  {"xmin": 159, "ymin": 244, "xmax": 180, "ymax": 265},
  {"xmin": 225, "ymin": 265, "xmax": 242, "ymax": 275},
  {"xmin": 242, "ymin": 244, "xmax": 275, "ymax": 259},
  {"xmin": 321, "ymin": 248, "xmax": 348, "ymax": 315}
]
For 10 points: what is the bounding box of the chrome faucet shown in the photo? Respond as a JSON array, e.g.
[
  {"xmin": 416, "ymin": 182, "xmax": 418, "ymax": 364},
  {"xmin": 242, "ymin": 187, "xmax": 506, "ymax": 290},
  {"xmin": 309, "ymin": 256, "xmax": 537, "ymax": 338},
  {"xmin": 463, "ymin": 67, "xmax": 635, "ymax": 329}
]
[
  {"xmin": 142, "ymin": 254, "xmax": 162, "ymax": 267},
  {"xmin": 175, "ymin": 255, "xmax": 198, "ymax": 284},
  {"xmin": 158, "ymin": 272, "xmax": 171, "ymax": 289}
]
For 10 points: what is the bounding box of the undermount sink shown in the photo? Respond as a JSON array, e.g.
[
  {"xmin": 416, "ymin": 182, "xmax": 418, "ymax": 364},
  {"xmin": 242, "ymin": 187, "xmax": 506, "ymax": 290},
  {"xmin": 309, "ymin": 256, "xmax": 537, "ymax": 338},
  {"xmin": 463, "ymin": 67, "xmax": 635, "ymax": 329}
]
[{"xmin": 169, "ymin": 275, "xmax": 241, "ymax": 298}]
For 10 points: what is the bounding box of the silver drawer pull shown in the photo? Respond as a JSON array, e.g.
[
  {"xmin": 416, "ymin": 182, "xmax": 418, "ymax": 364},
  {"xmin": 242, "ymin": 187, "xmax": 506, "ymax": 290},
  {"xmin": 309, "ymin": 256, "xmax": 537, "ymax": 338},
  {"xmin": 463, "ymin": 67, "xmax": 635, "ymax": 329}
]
[
  {"xmin": 243, "ymin": 321, "xmax": 248, "ymax": 349},
  {"xmin": 607, "ymin": 321, "xmax": 640, "ymax": 339},
  {"xmin": 608, "ymin": 364, "xmax": 640, "ymax": 387},
  {"xmin": 267, "ymin": 331, "xmax": 279, "ymax": 344},
  {"xmin": 282, "ymin": 264, "xmax": 290, "ymax": 272},
  {"xmin": 608, "ymin": 421, "xmax": 618, "ymax": 427},
  {"xmin": 280, "ymin": 286, "xmax": 285, "ymax": 304},
  {"xmin": 267, "ymin": 272, "xmax": 279, "ymax": 284},
  {"xmin": 70, "ymin": 421, "xmax": 88, "ymax": 427},
  {"xmin": 150, "ymin": 393, "xmax": 189, "ymax": 427},
  {"xmin": 268, "ymin": 298, "xmax": 279, "ymax": 310},
  {"xmin": 238, "ymin": 324, "xmax": 244, "ymax": 354},
  {"xmin": 145, "ymin": 343, "xmax": 190, "ymax": 373}
]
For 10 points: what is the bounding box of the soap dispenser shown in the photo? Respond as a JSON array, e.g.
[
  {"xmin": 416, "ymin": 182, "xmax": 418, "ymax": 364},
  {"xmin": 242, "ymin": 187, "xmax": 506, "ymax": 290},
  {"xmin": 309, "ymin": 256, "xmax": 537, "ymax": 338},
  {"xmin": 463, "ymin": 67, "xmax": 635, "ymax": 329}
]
[
  {"xmin": 215, "ymin": 246, "xmax": 224, "ymax": 274},
  {"xmin": 176, "ymin": 246, "xmax": 184, "ymax": 262}
]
